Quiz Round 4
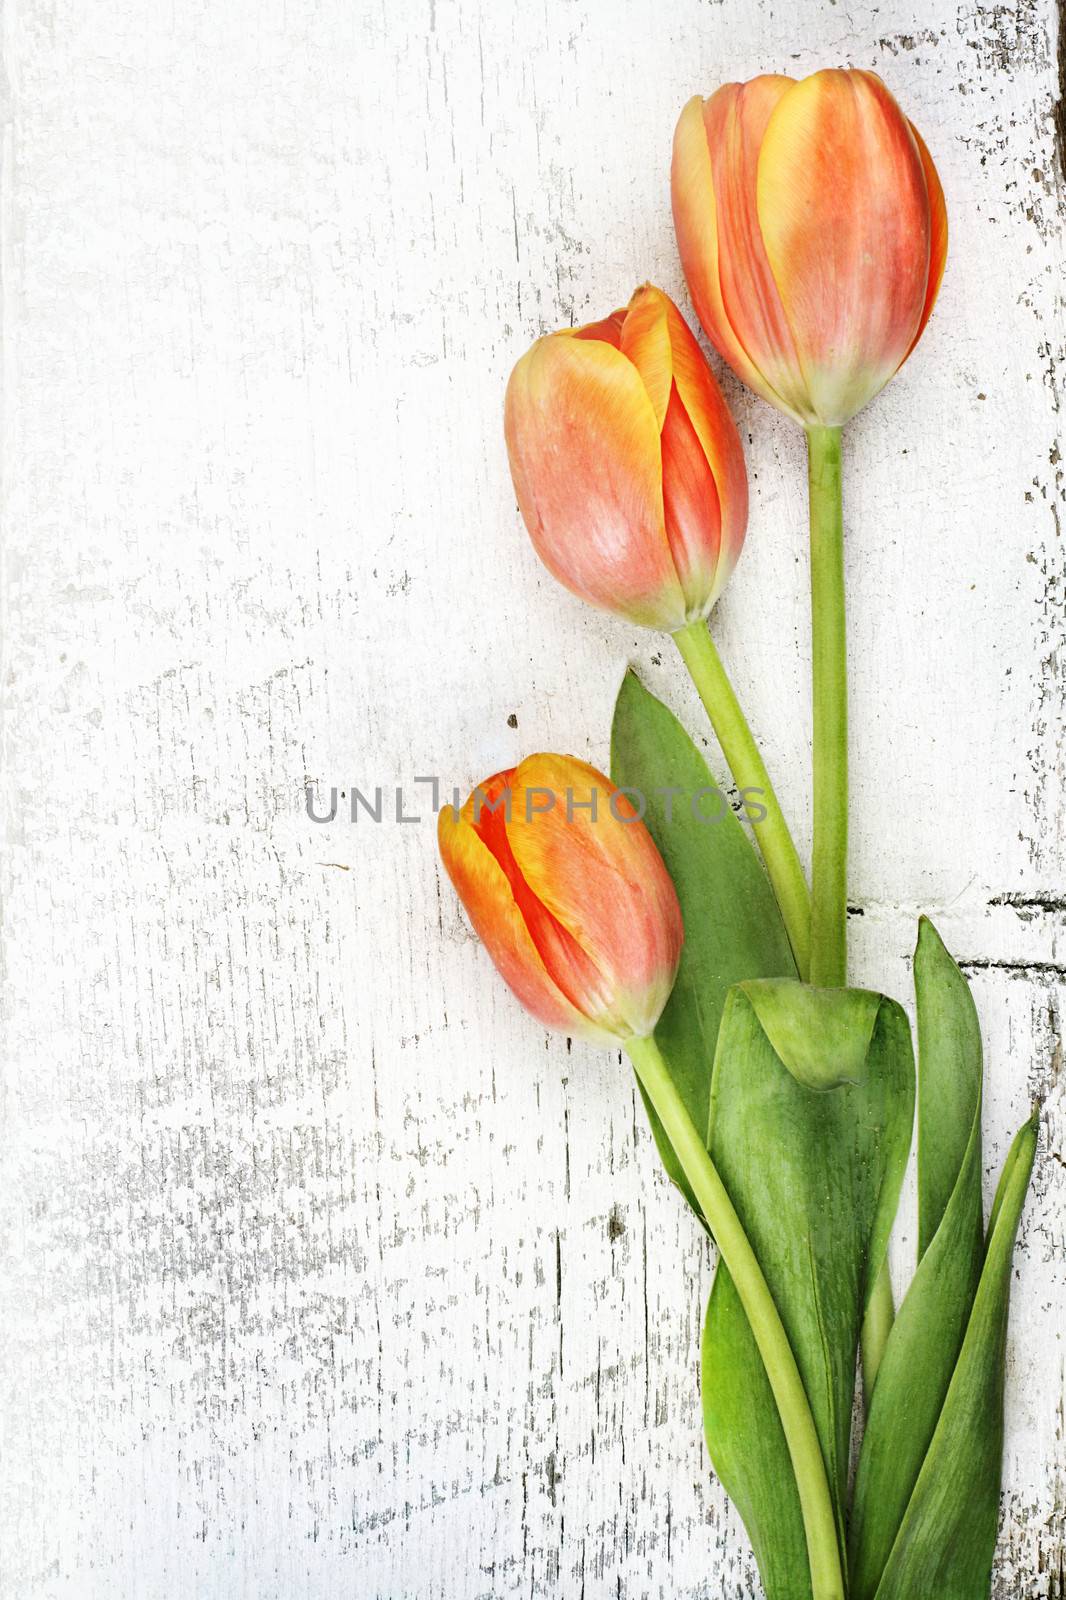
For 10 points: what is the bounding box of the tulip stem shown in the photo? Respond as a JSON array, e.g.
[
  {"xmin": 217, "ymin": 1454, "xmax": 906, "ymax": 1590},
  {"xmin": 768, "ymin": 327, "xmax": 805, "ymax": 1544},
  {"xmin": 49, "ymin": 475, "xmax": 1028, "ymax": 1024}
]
[
  {"xmin": 807, "ymin": 425, "xmax": 848, "ymax": 989},
  {"xmin": 807, "ymin": 425, "xmax": 897, "ymax": 1375},
  {"xmin": 626, "ymin": 1033, "xmax": 845, "ymax": 1600},
  {"xmin": 672, "ymin": 620, "xmax": 811, "ymax": 981}
]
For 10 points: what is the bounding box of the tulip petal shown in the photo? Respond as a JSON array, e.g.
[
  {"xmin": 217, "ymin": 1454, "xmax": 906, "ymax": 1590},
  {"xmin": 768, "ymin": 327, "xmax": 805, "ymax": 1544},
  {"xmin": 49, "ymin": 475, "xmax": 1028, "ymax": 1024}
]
[
  {"xmin": 504, "ymin": 754, "xmax": 684, "ymax": 1039},
  {"xmin": 702, "ymin": 77, "xmax": 814, "ymax": 422},
  {"xmin": 660, "ymin": 388, "xmax": 722, "ymax": 614},
  {"xmin": 619, "ymin": 285, "xmax": 675, "ymax": 431},
  {"xmin": 623, "ymin": 286, "xmax": 750, "ymax": 617},
  {"xmin": 438, "ymin": 789, "xmax": 609, "ymax": 1041},
  {"xmin": 505, "ymin": 334, "xmax": 687, "ymax": 631},
  {"xmin": 672, "ymin": 90, "xmax": 801, "ymax": 417},
  {"xmin": 574, "ymin": 308, "xmax": 626, "ymax": 349},
  {"xmin": 905, "ymin": 120, "xmax": 948, "ymax": 361},
  {"xmin": 662, "ymin": 298, "xmax": 749, "ymax": 602},
  {"xmin": 470, "ymin": 771, "xmax": 623, "ymax": 1030},
  {"xmin": 756, "ymin": 70, "xmax": 930, "ymax": 424}
]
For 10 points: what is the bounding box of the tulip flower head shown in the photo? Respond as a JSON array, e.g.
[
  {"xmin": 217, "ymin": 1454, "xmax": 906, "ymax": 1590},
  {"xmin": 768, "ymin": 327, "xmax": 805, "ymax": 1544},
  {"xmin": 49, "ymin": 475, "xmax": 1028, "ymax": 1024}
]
[
  {"xmin": 438, "ymin": 753, "xmax": 683, "ymax": 1043},
  {"xmin": 504, "ymin": 285, "xmax": 748, "ymax": 632},
  {"xmin": 672, "ymin": 70, "xmax": 948, "ymax": 428}
]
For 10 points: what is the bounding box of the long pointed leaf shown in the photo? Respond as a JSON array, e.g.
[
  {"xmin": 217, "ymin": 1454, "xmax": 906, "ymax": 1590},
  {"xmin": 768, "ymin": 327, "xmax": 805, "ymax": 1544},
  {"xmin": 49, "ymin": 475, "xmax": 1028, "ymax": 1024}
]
[
  {"xmin": 701, "ymin": 1268, "xmax": 811, "ymax": 1600},
  {"xmin": 849, "ymin": 917, "xmax": 985, "ymax": 1598},
  {"xmin": 609, "ymin": 670, "xmax": 796, "ymax": 1213},
  {"xmin": 916, "ymin": 916, "xmax": 985, "ymax": 1256},
  {"xmin": 870, "ymin": 1112, "xmax": 1038, "ymax": 1600},
  {"xmin": 701, "ymin": 981, "xmax": 915, "ymax": 1600}
]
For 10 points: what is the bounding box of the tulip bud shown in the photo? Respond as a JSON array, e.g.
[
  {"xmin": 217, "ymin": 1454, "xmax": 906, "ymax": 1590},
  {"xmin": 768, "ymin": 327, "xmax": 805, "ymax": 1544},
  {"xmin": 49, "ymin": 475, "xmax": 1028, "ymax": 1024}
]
[
  {"xmin": 504, "ymin": 285, "xmax": 748, "ymax": 632},
  {"xmin": 438, "ymin": 753, "xmax": 683, "ymax": 1043},
  {"xmin": 672, "ymin": 70, "xmax": 948, "ymax": 428}
]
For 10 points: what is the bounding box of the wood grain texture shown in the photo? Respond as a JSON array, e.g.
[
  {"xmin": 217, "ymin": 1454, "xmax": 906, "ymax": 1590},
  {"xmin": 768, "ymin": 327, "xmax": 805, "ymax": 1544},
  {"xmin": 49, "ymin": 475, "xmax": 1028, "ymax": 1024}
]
[{"xmin": 0, "ymin": 0, "xmax": 1063, "ymax": 1594}]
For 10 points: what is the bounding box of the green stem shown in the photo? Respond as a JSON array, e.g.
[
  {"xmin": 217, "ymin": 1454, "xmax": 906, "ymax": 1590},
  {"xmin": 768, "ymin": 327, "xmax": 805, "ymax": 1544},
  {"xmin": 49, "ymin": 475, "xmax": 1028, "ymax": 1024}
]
[
  {"xmin": 807, "ymin": 425, "xmax": 895, "ymax": 1378},
  {"xmin": 861, "ymin": 1259, "xmax": 894, "ymax": 1396},
  {"xmin": 807, "ymin": 425, "xmax": 848, "ymax": 988},
  {"xmin": 673, "ymin": 620, "xmax": 811, "ymax": 982},
  {"xmin": 626, "ymin": 1034, "xmax": 845, "ymax": 1600}
]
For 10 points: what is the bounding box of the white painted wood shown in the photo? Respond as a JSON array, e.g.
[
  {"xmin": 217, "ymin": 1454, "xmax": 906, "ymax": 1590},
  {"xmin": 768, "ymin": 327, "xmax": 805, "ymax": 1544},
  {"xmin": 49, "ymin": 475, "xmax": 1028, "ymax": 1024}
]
[{"xmin": 0, "ymin": 0, "xmax": 1063, "ymax": 1594}]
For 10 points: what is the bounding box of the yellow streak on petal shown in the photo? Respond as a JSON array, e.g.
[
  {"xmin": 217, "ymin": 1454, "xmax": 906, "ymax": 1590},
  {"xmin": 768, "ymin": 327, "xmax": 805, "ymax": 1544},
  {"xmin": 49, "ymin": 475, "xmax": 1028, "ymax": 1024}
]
[
  {"xmin": 506, "ymin": 754, "xmax": 683, "ymax": 1038},
  {"xmin": 438, "ymin": 796, "xmax": 605, "ymax": 1040},
  {"xmin": 620, "ymin": 285, "xmax": 674, "ymax": 431},
  {"xmin": 672, "ymin": 92, "xmax": 791, "ymax": 412}
]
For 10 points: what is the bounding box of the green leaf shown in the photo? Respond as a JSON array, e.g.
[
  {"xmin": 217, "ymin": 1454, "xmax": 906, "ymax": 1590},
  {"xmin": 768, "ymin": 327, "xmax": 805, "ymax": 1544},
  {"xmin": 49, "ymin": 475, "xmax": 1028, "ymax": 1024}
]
[
  {"xmin": 916, "ymin": 917, "xmax": 985, "ymax": 1256},
  {"xmin": 849, "ymin": 922, "xmax": 1039, "ymax": 1600},
  {"xmin": 701, "ymin": 1269, "xmax": 812, "ymax": 1600},
  {"xmin": 609, "ymin": 669, "xmax": 796, "ymax": 1213},
  {"xmin": 868, "ymin": 1111, "xmax": 1038, "ymax": 1600},
  {"xmin": 701, "ymin": 981, "xmax": 915, "ymax": 1600},
  {"xmin": 849, "ymin": 918, "xmax": 985, "ymax": 1599}
]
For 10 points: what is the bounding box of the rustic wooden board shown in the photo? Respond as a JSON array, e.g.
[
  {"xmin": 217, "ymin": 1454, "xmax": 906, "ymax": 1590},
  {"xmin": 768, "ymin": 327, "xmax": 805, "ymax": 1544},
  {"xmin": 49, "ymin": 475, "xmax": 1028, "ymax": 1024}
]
[{"xmin": 1, "ymin": 0, "xmax": 1063, "ymax": 1594}]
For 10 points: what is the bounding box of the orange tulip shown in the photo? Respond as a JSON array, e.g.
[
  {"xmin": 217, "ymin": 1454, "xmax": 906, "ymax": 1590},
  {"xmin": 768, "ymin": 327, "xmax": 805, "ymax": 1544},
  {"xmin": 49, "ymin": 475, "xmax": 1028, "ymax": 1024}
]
[
  {"xmin": 438, "ymin": 753, "xmax": 683, "ymax": 1043},
  {"xmin": 672, "ymin": 70, "xmax": 948, "ymax": 427},
  {"xmin": 504, "ymin": 285, "xmax": 747, "ymax": 632}
]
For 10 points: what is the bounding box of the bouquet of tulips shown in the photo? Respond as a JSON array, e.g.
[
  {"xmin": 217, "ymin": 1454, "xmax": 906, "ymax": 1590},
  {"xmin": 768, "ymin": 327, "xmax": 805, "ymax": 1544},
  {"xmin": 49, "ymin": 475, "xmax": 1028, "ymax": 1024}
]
[{"xmin": 438, "ymin": 69, "xmax": 1037, "ymax": 1600}]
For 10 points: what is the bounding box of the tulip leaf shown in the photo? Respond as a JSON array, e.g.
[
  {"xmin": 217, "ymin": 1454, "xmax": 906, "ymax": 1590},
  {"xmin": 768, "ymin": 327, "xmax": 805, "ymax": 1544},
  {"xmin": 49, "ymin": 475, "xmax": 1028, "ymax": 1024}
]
[
  {"xmin": 849, "ymin": 918, "xmax": 985, "ymax": 1599},
  {"xmin": 609, "ymin": 669, "xmax": 796, "ymax": 1214},
  {"xmin": 868, "ymin": 1110, "xmax": 1037, "ymax": 1600},
  {"xmin": 915, "ymin": 917, "xmax": 986, "ymax": 1256},
  {"xmin": 701, "ymin": 981, "xmax": 915, "ymax": 1600},
  {"xmin": 849, "ymin": 921, "xmax": 1038, "ymax": 1600}
]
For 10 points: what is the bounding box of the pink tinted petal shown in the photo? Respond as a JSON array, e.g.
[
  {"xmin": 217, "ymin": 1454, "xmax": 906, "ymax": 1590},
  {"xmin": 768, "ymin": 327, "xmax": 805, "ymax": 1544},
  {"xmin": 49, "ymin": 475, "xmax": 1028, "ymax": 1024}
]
[
  {"xmin": 505, "ymin": 334, "xmax": 687, "ymax": 630},
  {"xmin": 756, "ymin": 70, "xmax": 930, "ymax": 423}
]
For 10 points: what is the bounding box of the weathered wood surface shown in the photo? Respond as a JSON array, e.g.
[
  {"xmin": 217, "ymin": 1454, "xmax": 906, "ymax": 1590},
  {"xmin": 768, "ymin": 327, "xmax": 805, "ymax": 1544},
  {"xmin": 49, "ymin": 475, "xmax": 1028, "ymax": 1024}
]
[{"xmin": 1, "ymin": 0, "xmax": 1064, "ymax": 1594}]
